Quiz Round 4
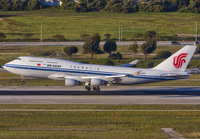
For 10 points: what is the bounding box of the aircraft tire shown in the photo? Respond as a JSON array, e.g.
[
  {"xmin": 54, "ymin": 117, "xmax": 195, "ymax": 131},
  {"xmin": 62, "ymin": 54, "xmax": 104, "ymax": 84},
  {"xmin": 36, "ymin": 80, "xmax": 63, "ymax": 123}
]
[
  {"xmin": 97, "ymin": 86, "xmax": 100, "ymax": 92},
  {"xmin": 21, "ymin": 80, "xmax": 25, "ymax": 85}
]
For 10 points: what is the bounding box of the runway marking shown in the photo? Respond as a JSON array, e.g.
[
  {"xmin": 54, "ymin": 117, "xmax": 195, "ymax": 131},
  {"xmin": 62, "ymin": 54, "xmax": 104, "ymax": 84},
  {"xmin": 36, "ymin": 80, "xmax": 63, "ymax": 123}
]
[{"xmin": 1, "ymin": 109, "xmax": 200, "ymax": 112}]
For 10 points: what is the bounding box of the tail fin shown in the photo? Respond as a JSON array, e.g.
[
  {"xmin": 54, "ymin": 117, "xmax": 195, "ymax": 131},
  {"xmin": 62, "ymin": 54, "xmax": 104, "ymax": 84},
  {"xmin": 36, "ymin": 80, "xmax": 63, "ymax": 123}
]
[{"xmin": 153, "ymin": 45, "xmax": 197, "ymax": 72}]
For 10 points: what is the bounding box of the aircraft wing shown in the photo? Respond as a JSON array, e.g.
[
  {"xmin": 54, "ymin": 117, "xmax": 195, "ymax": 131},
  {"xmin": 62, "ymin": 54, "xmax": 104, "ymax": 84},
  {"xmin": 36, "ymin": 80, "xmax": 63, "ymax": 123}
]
[
  {"xmin": 118, "ymin": 60, "xmax": 139, "ymax": 67},
  {"xmin": 48, "ymin": 73, "xmax": 127, "ymax": 81}
]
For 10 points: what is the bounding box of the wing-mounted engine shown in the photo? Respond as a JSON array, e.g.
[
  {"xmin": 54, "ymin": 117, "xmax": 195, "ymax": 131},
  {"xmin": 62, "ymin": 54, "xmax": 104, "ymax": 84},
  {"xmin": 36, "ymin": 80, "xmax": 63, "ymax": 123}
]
[
  {"xmin": 65, "ymin": 79, "xmax": 81, "ymax": 86},
  {"xmin": 90, "ymin": 78, "xmax": 107, "ymax": 86}
]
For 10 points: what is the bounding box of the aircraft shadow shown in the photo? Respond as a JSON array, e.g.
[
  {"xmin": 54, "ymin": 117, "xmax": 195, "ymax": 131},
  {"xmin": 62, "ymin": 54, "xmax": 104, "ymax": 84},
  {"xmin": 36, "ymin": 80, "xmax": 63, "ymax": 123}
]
[{"xmin": 0, "ymin": 87, "xmax": 200, "ymax": 95}]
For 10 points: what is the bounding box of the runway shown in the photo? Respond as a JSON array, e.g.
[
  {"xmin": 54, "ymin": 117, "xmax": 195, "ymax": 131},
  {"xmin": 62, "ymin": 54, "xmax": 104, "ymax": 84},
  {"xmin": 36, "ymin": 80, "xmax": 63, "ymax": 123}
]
[{"xmin": 0, "ymin": 86, "xmax": 200, "ymax": 104}]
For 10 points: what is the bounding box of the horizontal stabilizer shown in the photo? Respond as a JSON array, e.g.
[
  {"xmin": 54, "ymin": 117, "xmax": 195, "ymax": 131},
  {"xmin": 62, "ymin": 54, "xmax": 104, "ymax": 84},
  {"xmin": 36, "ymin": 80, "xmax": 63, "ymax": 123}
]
[{"xmin": 118, "ymin": 60, "xmax": 139, "ymax": 67}]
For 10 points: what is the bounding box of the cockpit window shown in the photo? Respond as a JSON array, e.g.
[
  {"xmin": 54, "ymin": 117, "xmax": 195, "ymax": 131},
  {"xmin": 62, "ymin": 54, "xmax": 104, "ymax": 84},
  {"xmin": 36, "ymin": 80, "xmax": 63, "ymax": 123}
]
[{"xmin": 16, "ymin": 58, "xmax": 21, "ymax": 60}]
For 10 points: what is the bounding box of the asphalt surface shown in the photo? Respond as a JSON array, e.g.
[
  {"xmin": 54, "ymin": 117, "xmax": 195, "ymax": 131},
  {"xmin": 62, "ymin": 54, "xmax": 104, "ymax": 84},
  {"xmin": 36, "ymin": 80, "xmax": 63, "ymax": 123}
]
[
  {"xmin": 0, "ymin": 41, "xmax": 195, "ymax": 47},
  {"xmin": 0, "ymin": 86, "xmax": 200, "ymax": 104}
]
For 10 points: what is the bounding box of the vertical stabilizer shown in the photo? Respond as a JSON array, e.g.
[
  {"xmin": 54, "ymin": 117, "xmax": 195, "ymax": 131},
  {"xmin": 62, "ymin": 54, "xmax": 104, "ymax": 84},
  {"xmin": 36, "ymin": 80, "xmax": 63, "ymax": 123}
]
[{"xmin": 153, "ymin": 45, "xmax": 197, "ymax": 71}]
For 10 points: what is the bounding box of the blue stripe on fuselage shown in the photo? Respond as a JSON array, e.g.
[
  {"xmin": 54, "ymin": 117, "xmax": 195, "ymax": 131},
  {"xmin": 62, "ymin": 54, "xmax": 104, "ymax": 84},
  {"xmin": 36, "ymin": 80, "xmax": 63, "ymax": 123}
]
[{"xmin": 3, "ymin": 64, "xmax": 175, "ymax": 81}]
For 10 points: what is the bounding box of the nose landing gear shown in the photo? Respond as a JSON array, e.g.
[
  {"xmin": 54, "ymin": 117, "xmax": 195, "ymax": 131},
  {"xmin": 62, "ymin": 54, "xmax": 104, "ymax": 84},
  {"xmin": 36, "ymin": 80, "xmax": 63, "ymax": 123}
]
[
  {"xmin": 21, "ymin": 76, "xmax": 25, "ymax": 85},
  {"xmin": 21, "ymin": 80, "xmax": 25, "ymax": 85}
]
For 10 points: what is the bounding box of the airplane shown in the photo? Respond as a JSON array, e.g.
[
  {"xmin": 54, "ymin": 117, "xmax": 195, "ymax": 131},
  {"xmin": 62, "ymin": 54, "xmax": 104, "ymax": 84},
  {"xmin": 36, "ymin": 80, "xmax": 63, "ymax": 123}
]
[{"xmin": 3, "ymin": 45, "xmax": 197, "ymax": 92}]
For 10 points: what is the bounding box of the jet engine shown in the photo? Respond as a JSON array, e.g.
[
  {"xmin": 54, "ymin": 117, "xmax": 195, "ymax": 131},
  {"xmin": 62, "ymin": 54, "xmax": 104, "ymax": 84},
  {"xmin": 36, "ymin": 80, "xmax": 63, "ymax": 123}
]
[
  {"xmin": 91, "ymin": 78, "xmax": 106, "ymax": 86},
  {"xmin": 65, "ymin": 79, "xmax": 80, "ymax": 86}
]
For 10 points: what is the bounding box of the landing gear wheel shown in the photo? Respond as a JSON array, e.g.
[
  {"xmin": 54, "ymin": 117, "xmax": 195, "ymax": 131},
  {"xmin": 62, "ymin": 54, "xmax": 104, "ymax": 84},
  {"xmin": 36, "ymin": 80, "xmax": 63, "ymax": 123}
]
[
  {"xmin": 93, "ymin": 86, "xmax": 97, "ymax": 91},
  {"xmin": 21, "ymin": 80, "xmax": 25, "ymax": 85},
  {"xmin": 85, "ymin": 86, "xmax": 91, "ymax": 92},
  {"xmin": 93, "ymin": 86, "xmax": 100, "ymax": 92},
  {"xmin": 87, "ymin": 87, "xmax": 91, "ymax": 92},
  {"xmin": 97, "ymin": 86, "xmax": 100, "ymax": 92}
]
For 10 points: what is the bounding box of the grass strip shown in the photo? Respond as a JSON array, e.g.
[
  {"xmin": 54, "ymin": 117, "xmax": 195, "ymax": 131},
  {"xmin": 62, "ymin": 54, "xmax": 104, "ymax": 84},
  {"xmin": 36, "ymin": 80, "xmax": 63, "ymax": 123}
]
[
  {"xmin": 0, "ymin": 110, "xmax": 199, "ymax": 138},
  {"xmin": 1, "ymin": 104, "xmax": 200, "ymax": 110}
]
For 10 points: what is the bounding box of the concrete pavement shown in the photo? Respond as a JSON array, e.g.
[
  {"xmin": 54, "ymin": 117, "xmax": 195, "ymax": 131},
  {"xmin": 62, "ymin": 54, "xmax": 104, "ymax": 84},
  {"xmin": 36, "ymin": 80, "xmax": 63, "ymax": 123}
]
[{"xmin": 0, "ymin": 86, "xmax": 200, "ymax": 104}]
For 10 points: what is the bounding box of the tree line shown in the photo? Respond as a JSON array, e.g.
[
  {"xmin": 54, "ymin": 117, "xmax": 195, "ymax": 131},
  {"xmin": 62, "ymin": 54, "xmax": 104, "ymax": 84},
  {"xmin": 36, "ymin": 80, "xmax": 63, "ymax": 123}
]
[
  {"xmin": 0, "ymin": 0, "xmax": 42, "ymax": 11},
  {"xmin": 63, "ymin": 30, "xmax": 158, "ymax": 61},
  {"xmin": 61, "ymin": 0, "xmax": 200, "ymax": 13},
  {"xmin": 1, "ymin": 0, "xmax": 200, "ymax": 13}
]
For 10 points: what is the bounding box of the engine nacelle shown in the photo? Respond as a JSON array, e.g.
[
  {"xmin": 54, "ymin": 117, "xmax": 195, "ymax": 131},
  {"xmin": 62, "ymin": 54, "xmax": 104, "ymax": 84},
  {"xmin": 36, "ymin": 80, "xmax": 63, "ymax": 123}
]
[
  {"xmin": 91, "ymin": 78, "xmax": 106, "ymax": 86},
  {"xmin": 65, "ymin": 79, "xmax": 80, "ymax": 86}
]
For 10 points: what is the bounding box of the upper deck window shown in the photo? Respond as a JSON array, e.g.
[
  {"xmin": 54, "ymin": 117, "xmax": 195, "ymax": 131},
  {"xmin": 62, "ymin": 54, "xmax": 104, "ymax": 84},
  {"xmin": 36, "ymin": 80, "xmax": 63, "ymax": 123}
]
[
  {"xmin": 47, "ymin": 61, "xmax": 58, "ymax": 64},
  {"xmin": 29, "ymin": 60, "xmax": 43, "ymax": 62},
  {"xmin": 16, "ymin": 58, "xmax": 21, "ymax": 60}
]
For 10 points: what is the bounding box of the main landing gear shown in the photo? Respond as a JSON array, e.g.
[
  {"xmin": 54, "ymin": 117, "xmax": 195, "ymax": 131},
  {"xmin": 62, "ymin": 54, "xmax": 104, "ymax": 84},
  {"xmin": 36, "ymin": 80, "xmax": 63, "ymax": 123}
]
[
  {"xmin": 93, "ymin": 86, "xmax": 100, "ymax": 92},
  {"xmin": 85, "ymin": 86, "xmax": 100, "ymax": 92},
  {"xmin": 85, "ymin": 85, "xmax": 91, "ymax": 92},
  {"xmin": 85, "ymin": 82, "xmax": 100, "ymax": 92}
]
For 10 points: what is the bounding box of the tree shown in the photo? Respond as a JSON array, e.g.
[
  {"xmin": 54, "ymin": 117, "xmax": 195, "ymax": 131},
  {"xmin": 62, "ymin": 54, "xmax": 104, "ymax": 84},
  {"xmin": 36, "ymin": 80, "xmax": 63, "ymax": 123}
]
[
  {"xmin": 109, "ymin": 52, "xmax": 123, "ymax": 59},
  {"xmin": 148, "ymin": 62, "xmax": 154, "ymax": 68},
  {"xmin": 80, "ymin": 34, "xmax": 89, "ymax": 41},
  {"xmin": 23, "ymin": 33, "xmax": 33, "ymax": 40},
  {"xmin": 103, "ymin": 39, "xmax": 117, "ymax": 57},
  {"xmin": 104, "ymin": 59, "xmax": 114, "ymax": 66},
  {"xmin": 64, "ymin": 46, "xmax": 78, "ymax": 59},
  {"xmin": 52, "ymin": 34, "xmax": 65, "ymax": 42},
  {"xmin": 156, "ymin": 50, "xmax": 172, "ymax": 59},
  {"xmin": 128, "ymin": 42, "xmax": 138, "ymax": 59},
  {"xmin": 133, "ymin": 33, "xmax": 143, "ymax": 40},
  {"xmin": 141, "ymin": 39, "xmax": 157, "ymax": 60},
  {"xmin": 104, "ymin": 33, "xmax": 111, "ymax": 40},
  {"xmin": 143, "ymin": 30, "xmax": 157, "ymax": 40},
  {"xmin": 195, "ymin": 43, "xmax": 200, "ymax": 54},
  {"xmin": 0, "ymin": 0, "xmax": 11, "ymax": 11},
  {"xmin": 83, "ymin": 33, "xmax": 101, "ymax": 60},
  {"xmin": 11, "ymin": 0, "xmax": 25, "ymax": 11},
  {"xmin": 0, "ymin": 32, "xmax": 6, "ymax": 42},
  {"xmin": 27, "ymin": 0, "xmax": 42, "ymax": 10}
]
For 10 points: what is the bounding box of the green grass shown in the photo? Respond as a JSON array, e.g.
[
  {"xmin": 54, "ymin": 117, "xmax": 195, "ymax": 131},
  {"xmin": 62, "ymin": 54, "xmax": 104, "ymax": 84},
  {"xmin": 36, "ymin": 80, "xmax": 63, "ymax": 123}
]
[
  {"xmin": 0, "ymin": 104, "xmax": 200, "ymax": 110},
  {"xmin": 0, "ymin": 10, "xmax": 199, "ymax": 41},
  {"xmin": 0, "ymin": 104, "xmax": 200, "ymax": 138}
]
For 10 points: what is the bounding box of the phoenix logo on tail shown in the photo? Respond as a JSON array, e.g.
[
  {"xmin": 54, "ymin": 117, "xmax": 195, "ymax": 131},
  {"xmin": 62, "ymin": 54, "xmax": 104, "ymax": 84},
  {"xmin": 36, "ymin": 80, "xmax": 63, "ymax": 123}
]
[{"xmin": 173, "ymin": 53, "xmax": 188, "ymax": 69}]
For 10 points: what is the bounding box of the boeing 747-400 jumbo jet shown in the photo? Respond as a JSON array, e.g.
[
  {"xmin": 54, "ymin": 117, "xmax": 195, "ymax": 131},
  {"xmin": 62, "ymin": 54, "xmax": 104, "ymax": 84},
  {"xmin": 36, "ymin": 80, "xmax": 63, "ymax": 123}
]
[{"xmin": 3, "ymin": 45, "xmax": 197, "ymax": 92}]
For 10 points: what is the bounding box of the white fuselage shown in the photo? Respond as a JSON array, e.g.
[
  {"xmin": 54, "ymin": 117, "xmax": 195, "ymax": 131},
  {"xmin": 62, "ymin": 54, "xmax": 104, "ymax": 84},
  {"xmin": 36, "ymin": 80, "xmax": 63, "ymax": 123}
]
[{"xmin": 3, "ymin": 56, "xmax": 189, "ymax": 85}]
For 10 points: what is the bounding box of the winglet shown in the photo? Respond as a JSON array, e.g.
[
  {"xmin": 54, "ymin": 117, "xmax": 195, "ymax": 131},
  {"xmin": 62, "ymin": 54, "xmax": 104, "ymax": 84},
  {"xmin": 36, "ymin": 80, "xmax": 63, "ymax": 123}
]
[{"xmin": 153, "ymin": 45, "xmax": 197, "ymax": 72}]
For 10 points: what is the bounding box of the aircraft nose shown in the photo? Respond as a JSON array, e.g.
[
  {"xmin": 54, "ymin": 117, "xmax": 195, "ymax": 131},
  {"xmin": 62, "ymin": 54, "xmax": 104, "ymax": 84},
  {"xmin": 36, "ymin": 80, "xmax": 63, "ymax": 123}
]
[
  {"xmin": 2, "ymin": 64, "xmax": 8, "ymax": 70},
  {"xmin": 2, "ymin": 62, "xmax": 11, "ymax": 71}
]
